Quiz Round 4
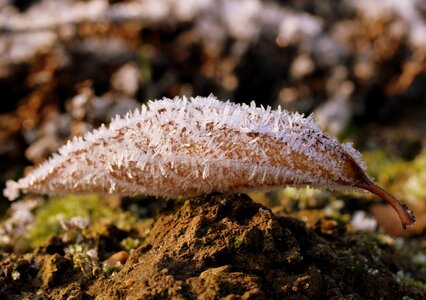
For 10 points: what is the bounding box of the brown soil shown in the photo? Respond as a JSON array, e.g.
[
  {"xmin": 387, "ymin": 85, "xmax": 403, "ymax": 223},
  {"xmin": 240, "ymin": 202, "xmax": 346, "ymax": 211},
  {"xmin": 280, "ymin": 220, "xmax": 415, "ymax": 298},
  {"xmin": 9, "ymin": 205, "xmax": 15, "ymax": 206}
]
[{"xmin": 1, "ymin": 194, "xmax": 425, "ymax": 299}]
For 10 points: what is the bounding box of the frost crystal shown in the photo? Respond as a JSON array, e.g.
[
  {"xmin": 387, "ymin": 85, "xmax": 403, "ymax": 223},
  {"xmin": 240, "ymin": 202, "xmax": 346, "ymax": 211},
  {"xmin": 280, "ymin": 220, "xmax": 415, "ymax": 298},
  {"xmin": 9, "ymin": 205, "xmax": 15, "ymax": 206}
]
[
  {"xmin": 4, "ymin": 95, "xmax": 369, "ymax": 200},
  {"xmin": 2, "ymin": 95, "xmax": 416, "ymax": 228}
]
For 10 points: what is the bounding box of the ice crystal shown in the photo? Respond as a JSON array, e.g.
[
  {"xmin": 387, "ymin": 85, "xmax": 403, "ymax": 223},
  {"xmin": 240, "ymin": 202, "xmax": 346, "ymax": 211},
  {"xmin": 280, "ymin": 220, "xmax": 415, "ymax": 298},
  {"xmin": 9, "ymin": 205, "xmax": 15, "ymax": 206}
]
[{"xmin": 3, "ymin": 96, "xmax": 415, "ymax": 228}]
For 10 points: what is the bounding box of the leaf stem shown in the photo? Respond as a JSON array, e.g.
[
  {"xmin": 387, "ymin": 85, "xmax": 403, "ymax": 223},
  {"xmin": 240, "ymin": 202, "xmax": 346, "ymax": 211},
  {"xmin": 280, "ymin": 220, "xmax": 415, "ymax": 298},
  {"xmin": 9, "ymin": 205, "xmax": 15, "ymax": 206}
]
[{"xmin": 356, "ymin": 181, "xmax": 416, "ymax": 229}]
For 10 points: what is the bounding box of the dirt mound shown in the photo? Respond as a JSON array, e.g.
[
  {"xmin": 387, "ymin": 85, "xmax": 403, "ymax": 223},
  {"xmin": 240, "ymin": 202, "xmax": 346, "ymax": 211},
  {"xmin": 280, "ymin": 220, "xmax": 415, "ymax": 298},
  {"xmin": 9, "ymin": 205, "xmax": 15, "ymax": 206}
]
[{"xmin": 1, "ymin": 194, "xmax": 425, "ymax": 299}]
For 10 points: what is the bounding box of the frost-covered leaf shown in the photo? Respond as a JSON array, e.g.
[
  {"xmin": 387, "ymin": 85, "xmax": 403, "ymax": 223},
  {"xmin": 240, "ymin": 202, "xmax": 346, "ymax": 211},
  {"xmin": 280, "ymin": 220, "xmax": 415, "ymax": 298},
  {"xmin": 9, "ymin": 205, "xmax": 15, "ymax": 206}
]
[{"xmin": 3, "ymin": 96, "xmax": 415, "ymax": 228}]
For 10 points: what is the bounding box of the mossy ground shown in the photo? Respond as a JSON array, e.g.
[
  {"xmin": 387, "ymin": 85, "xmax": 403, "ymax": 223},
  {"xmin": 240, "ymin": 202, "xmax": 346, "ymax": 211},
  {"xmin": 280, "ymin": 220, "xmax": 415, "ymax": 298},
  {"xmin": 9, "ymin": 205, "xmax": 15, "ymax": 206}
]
[{"xmin": 0, "ymin": 194, "xmax": 425, "ymax": 299}]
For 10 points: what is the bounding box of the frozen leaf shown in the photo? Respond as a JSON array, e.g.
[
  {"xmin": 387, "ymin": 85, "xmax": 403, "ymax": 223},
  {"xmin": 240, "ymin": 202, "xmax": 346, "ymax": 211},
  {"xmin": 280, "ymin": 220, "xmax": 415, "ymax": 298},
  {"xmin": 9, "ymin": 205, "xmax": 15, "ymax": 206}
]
[{"xmin": 3, "ymin": 96, "xmax": 415, "ymax": 228}]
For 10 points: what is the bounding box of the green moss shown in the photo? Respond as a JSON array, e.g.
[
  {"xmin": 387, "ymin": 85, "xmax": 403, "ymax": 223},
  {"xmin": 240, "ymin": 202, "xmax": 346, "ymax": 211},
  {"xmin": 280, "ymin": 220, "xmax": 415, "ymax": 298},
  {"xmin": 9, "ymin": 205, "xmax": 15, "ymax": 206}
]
[
  {"xmin": 120, "ymin": 237, "xmax": 141, "ymax": 252},
  {"xmin": 28, "ymin": 195, "xmax": 125, "ymax": 247},
  {"xmin": 234, "ymin": 234, "xmax": 244, "ymax": 249},
  {"xmin": 73, "ymin": 252, "xmax": 100, "ymax": 278},
  {"xmin": 396, "ymin": 270, "xmax": 426, "ymax": 290},
  {"xmin": 102, "ymin": 261, "xmax": 123, "ymax": 277},
  {"xmin": 137, "ymin": 47, "xmax": 152, "ymax": 80},
  {"xmin": 363, "ymin": 150, "xmax": 426, "ymax": 203}
]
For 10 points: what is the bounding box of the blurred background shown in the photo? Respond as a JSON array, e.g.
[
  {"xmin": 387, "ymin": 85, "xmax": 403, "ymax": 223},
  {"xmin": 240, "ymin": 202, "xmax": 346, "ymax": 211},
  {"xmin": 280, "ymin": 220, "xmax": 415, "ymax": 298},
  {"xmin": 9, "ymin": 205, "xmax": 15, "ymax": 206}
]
[{"xmin": 0, "ymin": 0, "xmax": 426, "ymax": 240}]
